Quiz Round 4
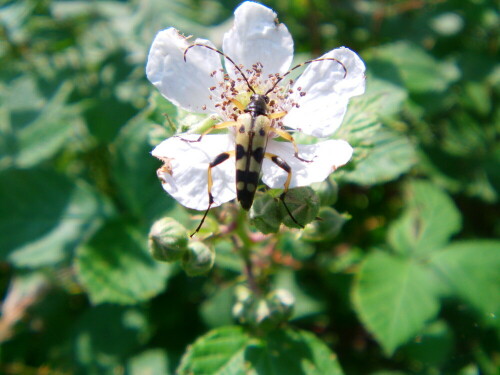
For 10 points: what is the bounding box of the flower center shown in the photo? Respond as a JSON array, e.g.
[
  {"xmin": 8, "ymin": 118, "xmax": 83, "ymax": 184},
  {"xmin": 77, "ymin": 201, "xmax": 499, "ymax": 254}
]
[{"xmin": 209, "ymin": 62, "xmax": 302, "ymax": 125}]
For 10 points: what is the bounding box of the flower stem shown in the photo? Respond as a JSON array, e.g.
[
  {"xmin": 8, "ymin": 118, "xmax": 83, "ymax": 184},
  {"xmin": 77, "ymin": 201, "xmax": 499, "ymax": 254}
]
[{"xmin": 235, "ymin": 209, "xmax": 261, "ymax": 295}]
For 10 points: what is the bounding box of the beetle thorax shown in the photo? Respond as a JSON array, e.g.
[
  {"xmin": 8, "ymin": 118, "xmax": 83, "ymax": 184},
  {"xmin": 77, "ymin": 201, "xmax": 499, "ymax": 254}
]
[{"xmin": 245, "ymin": 94, "xmax": 268, "ymax": 117}]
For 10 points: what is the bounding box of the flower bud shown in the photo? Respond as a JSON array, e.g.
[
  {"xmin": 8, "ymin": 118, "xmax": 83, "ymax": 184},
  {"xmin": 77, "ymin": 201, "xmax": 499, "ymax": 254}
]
[
  {"xmin": 181, "ymin": 242, "xmax": 215, "ymax": 276},
  {"xmin": 280, "ymin": 187, "xmax": 320, "ymax": 229},
  {"xmin": 148, "ymin": 217, "xmax": 188, "ymax": 262},
  {"xmin": 232, "ymin": 285, "xmax": 254, "ymax": 324},
  {"xmin": 267, "ymin": 289, "xmax": 295, "ymax": 322},
  {"xmin": 232, "ymin": 287, "xmax": 295, "ymax": 329},
  {"xmin": 249, "ymin": 193, "xmax": 282, "ymax": 234},
  {"xmin": 300, "ymin": 207, "xmax": 349, "ymax": 242}
]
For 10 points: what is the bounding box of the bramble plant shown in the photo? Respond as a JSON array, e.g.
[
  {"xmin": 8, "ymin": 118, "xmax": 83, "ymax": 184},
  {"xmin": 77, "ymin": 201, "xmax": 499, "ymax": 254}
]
[{"xmin": 1, "ymin": 0, "xmax": 498, "ymax": 374}]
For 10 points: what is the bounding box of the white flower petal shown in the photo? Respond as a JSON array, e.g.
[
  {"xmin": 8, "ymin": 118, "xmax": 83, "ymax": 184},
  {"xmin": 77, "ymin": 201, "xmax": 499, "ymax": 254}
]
[
  {"xmin": 152, "ymin": 134, "xmax": 236, "ymax": 210},
  {"xmin": 283, "ymin": 47, "xmax": 366, "ymax": 137},
  {"xmin": 146, "ymin": 28, "xmax": 224, "ymax": 113},
  {"xmin": 262, "ymin": 139, "xmax": 353, "ymax": 189},
  {"xmin": 222, "ymin": 2, "xmax": 293, "ymax": 81}
]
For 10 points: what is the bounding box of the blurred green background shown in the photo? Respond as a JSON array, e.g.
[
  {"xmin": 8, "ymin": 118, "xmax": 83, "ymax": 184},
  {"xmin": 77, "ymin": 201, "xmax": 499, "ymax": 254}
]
[{"xmin": 0, "ymin": 0, "xmax": 499, "ymax": 374}]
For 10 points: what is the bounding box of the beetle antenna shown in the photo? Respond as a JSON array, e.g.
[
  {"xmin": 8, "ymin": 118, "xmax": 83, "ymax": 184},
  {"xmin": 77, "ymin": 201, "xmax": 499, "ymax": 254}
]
[
  {"xmin": 184, "ymin": 44, "xmax": 256, "ymax": 94},
  {"xmin": 265, "ymin": 57, "xmax": 348, "ymax": 95}
]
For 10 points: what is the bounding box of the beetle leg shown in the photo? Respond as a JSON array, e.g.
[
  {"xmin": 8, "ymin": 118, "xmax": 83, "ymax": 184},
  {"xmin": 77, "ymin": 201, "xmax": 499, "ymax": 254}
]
[
  {"xmin": 181, "ymin": 121, "xmax": 239, "ymax": 143},
  {"xmin": 191, "ymin": 150, "xmax": 236, "ymax": 237},
  {"xmin": 268, "ymin": 111, "xmax": 287, "ymax": 120},
  {"xmin": 265, "ymin": 124, "xmax": 314, "ymax": 163},
  {"xmin": 264, "ymin": 152, "xmax": 304, "ymax": 228},
  {"xmin": 230, "ymin": 99, "xmax": 246, "ymax": 112}
]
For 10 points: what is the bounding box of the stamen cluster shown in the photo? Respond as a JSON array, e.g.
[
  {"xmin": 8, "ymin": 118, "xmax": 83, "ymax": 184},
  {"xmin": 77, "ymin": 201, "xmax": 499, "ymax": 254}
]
[{"xmin": 210, "ymin": 61, "xmax": 303, "ymax": 127}]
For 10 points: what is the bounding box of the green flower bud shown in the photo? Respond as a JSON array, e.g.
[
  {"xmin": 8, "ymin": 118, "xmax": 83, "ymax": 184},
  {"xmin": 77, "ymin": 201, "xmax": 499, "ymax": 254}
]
[
  {"xmin": 148, "ymin": 217, "xmax": 188, "ymax": 262},
  {"xmin": 232, "ymin": 287, "xmax": 295, "ymax": 329},
  {"xmin": 280, "ymin": 187, "xmax": 320, "ymax": 229},
  {"xmin": 181, "ymin": 242, "xmax": 215, "ymax": 276},
  {"xmin": 267, "ymin": 289, "xmax": 295, "ymax": 322},
  {"xmin": 234, "ymin": 285, "xmax": 253, "ymax": 303},
  {"xmin": 300, "ymin": 207, "xmax": 350, "ymax": 242},
  {"xmin": 254, "ymin": 299, "xmax": 272, "ymax": 325},
  {"xmin": 249, "ymin": 193, "xmax": 282, "ymax": 234},
  {"xmin": 311, "ymin": 177, "xmax": 339, "ymax": 206},
  {"xmin": 233, "ymin": 285, "xmax": 254, "ymax": 324}
]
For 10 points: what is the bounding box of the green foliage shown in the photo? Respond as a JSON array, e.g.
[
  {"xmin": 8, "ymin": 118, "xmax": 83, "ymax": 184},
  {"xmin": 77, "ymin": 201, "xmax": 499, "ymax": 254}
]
[
  {"xmin": 353, "ymin": 251, "xmax": 442, "ymax": 356},
  {"xmin": 178, "ymin": 326, "xmax": 344, "ymax": 375},
  {"xmin": 1, "ymin": 0, "xmax": 498, "ymax": 374},
  {"xmin": 353, "ymin": 181, "xmax": 500, "ymax": 359}
]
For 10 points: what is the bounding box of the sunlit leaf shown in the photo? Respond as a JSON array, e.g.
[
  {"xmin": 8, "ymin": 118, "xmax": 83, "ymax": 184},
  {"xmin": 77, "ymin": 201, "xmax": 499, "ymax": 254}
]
[
  {"xmin": 73, "ymin": 305, "xmax": 149, "ymax": 369},
  {"xmin": 76, "ymin": 221, "xmax": 170, "ymax": 305},
  {"xmin": 338, "ymin": 76, "xmax": 414, "ymax": 185},
  {"xmin": 352, "ymin": 252, "xmax": 441, "ymax": 355},
  {"xmin": 0, "ymin": 169, "xmax": 112, "ymax": 267},
  {"xmin": 429, "ymin": 240, "xmax": 500, "ymax": 328},
  {"xmin": 0, "ymin": 77, "xmax": 81, "ymax": 170},
  {"xmin": 178, "ymin": 326, "xmax": 344, "ymax": 375},
  {"xmin": 365, "ymin": 41, "xmax": 460, "ymax": 94},
  {"xmin": 388, "ymin": 180, "xmax": 462, "ymax": 256},
  {"xmin": 343, "ymin": 127, "xmax": 417, "ymax": 185},
  {"xmin": 111, "ymin": 115, "xmax": 175, "ymax": 221}
]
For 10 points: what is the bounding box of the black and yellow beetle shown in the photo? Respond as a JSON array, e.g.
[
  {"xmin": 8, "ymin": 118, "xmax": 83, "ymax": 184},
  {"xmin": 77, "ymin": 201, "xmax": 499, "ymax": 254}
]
[{"xmin": 183, "ymin": 44, "xmax": 347, "ymax": 236}]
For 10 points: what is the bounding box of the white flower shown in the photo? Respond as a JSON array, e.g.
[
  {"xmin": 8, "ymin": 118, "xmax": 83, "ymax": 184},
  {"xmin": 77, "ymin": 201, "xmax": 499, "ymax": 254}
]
[{"xmin": 146, "ymin": 1, "xmax": 365, "ymax": 211}]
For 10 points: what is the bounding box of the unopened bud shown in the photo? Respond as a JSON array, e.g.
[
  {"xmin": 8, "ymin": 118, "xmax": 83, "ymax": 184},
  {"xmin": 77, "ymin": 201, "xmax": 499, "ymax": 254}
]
[
  {"xmin": 148, "ymin": 217, "xmax": 188, "ymax": 262},
  {"xmin": 280, "ymin": 187, "xmax": 320, "ymax": 229},
  {"xmin": 233, "ymin": 285, "xmax": 254, "ymax": 323},
  {"xmin": 232, "ymin": 287, "xmax": 295, "ymax": 329},
  {"xmin": 300, "ymin": 207, "xmax": 349, "ymax": 242},
  {"xmin": 181, "ymin": 242, "xmax": 215, "ymax": 276},
  {"xmin": 267, "ymin": 289, "xmax": 295, "ymax": 322},
  {"xmin": 249, "ymin": 193, "xmax": 282, "ymax": 234}
]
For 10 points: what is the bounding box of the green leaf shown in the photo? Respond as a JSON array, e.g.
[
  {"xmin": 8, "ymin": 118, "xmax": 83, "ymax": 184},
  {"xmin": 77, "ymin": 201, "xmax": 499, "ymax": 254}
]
[
  {"xmin": 127, "ymin": 349, "xmax": 169, "ymax": 375},
  {"xmin": 73, "ymin": 305, "xmax": 149, "ymax": 370},
  {"xmin": 338, "ymin": 76, "xmax": 415, "ymax": 185},
  {"xmin": 0, "ymin": 169, "xmax": 112, "ymax": 267},
  {"xmin": 246, "ymin": 329, "xmax": 345, "ymax": 375},
  {"xmin": 343, "ymin": 127, "xmax": 417, "ymax": 185},
  {"xmin": 177, "ymin": 326, "xmax": 344, "ymax": 375},
  {"xmin": 388, "ymin": 180, "xmax": 462, "ymax": 256},
  {"xmin": 365, "ymin": 41, "xmax": 459, "ymax": 94},
  {"xmin": 177, "ymin": 326, "xmax": 248, "ymax": 375},
  {"xmin": 111, "ymin": 115, "xmax": 174, "ymax": 221},
  {"xmin": 400, "ymin": 320, "xmax": 453, "ymax": 368},
  {"xmin": 0, "ymin": 77, "xmax": 81, "ymax": 170},
  {"xmin": 76, "ymin": 221, "xmax": 170, "ymax": 305},
  {"xmin": 429, "ymin": 240, "xmax": 500, "ymax": 327},
  {"xmin": 352, "ymin": 252, "xmax": 441, "ymax": 355},
  {"xmin": 200, "ymin": 285, "xmax": 236, "ymax": 328}
]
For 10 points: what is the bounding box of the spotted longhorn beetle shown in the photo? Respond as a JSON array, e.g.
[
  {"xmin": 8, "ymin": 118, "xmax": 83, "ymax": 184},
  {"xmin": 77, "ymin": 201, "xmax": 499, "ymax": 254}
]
[{"xmin": 183, "ymin": 44, "xmax": 347, "ymax": 236}]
